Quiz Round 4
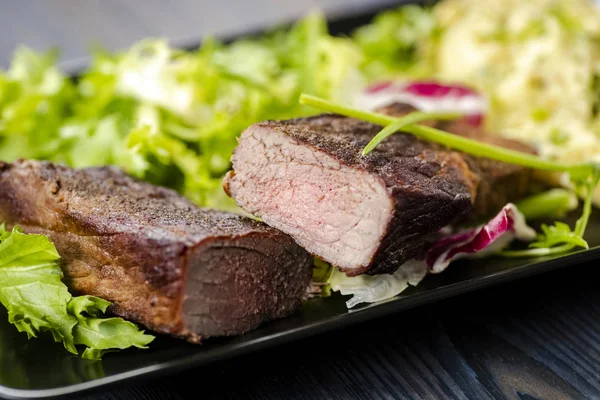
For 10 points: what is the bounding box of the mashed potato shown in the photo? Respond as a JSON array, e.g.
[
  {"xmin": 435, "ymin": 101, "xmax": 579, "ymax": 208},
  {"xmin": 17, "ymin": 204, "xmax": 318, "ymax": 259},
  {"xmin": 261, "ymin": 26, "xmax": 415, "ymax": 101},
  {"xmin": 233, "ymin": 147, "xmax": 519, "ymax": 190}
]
[{"xmin": 427, "ymin": 0, "xmax": 600, "ymax": 202}]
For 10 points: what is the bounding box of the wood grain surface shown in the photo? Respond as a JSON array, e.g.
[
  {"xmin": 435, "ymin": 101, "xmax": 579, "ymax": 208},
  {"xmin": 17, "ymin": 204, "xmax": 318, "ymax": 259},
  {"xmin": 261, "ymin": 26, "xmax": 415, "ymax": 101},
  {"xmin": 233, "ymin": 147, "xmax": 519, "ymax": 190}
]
[{"xmin": 3, "ymin": 1, "xmax": 600, "ymax": 399}]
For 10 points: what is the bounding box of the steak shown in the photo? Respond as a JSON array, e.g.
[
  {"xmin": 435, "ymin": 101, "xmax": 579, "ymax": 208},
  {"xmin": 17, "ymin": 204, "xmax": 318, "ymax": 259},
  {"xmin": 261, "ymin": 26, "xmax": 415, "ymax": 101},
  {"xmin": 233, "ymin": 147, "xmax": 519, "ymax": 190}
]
[
  {"xmin": 0, "ymin": 160, "xmax": 313, "ymax": 343},
  {"xmin": 223, "ymin": 103, "xmax": 536, "ymax": 276}
]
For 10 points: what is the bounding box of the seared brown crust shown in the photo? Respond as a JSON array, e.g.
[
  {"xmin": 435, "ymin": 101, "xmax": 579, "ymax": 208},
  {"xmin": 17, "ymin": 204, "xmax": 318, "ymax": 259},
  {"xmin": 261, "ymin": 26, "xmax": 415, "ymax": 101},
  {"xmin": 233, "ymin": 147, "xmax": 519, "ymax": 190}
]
[
  {"xmin": 376, "ymin": 102, "xmax": 536, "ymax": 218},
  {"xmin": 224, "ymin": 105, "xmax": 535, "ymax": 276},
  {"xmin": 0, "ymin": 160, "xmax": 313, "ymax": 342}
]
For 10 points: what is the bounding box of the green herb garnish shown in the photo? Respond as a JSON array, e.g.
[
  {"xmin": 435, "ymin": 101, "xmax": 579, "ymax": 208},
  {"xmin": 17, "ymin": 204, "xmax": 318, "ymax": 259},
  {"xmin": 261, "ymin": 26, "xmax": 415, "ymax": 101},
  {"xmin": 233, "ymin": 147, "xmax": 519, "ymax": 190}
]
[
  {"xmin": 300, "ymin": 94, "xmax": 593, "ymax": 176},
  {"xmin": 361, "ymin": 110, "xmax": 463, "ymax": 155},
  {"xmin": 502, "ymin": 170, "xmax": 600, "ymax": 257}
]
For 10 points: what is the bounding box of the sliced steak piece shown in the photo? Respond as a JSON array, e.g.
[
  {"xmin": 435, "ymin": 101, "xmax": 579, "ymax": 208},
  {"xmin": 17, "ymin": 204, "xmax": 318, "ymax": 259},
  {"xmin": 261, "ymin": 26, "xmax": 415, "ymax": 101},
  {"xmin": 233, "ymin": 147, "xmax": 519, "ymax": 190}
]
[
  {"xmin": 223, "ymin": 104, "xmax": 536, "ymax": 276},
  {"xmin": 0, "ymin": 159, "xmax": 313, "ymax": 343}
]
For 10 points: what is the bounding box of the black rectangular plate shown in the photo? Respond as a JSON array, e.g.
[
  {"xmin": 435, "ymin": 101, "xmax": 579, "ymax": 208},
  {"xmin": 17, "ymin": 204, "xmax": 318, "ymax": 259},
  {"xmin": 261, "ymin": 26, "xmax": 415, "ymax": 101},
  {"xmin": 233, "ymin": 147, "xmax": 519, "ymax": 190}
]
[{"xmin": 1, "ymin": 2, "xmax": 599, "ymax": 399}]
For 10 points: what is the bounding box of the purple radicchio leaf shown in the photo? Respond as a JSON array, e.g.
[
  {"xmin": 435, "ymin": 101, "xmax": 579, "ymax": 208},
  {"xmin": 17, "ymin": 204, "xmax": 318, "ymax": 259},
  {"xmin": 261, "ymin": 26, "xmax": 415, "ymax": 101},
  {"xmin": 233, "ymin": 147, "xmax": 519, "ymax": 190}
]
[
  {"xmin": 357, "ymin": 80, "xmax": 486, "ymax": 127},
  {"xmin": 425, "ymin": 203, "xmax": 536, "ymax": 274}
]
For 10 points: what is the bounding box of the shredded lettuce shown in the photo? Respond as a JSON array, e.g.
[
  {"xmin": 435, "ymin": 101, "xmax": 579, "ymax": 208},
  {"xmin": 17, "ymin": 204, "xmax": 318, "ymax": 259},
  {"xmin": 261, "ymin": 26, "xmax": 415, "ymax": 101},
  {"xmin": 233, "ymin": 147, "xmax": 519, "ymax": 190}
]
[
  {"xmin": 328, "ymin": 261, "xmax": 428, "ymax": 309},
  {"xmin": 311, "ymin": 256, "xmax": 428, "ymax": 308},
  {"xmin": 0, "ymin": 225, "xmax": 154, "ymax": 360}
]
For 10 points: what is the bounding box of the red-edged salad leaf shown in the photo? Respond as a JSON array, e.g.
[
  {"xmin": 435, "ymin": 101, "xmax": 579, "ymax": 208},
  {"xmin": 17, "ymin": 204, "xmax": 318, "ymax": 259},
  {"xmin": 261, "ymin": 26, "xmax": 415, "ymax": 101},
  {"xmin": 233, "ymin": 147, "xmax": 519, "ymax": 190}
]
[
  {"xmin": 425, "ymin": 204, "xmax": 536, "ymax": 273},
  {"xmin": 356, "ymin": 80, "xmax": 486, "ymax": 127}
]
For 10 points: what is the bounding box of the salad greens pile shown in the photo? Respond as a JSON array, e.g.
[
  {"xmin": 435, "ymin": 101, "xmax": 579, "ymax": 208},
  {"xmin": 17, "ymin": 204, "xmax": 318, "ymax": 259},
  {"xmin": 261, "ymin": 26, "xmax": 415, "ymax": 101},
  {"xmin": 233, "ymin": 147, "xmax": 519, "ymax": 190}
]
[
  {"xmin": 0, "ymin": 225, "xmax": 154, "ymax": 360},
  {"xmin": 0, "ymin": 10, "xmax": 403, "ymax": 210}
]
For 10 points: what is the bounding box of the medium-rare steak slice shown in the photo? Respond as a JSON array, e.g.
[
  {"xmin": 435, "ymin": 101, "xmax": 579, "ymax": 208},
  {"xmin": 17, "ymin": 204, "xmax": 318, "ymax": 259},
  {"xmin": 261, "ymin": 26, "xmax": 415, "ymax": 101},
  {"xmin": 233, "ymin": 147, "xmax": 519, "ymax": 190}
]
[
  {"xmin": 223, "ymin": 104, "xmax": 535, "ymax": 276},
  {"xmin": 0, "ymin": 160, "xmax": 313, "ymax": 343}
]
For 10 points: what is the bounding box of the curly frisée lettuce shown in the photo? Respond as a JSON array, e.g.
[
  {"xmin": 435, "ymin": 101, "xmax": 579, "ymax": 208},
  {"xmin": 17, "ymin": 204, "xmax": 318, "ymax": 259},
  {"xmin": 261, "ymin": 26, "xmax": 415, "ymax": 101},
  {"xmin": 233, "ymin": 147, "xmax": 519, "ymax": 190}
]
[
  {"xmin": 0, "ymin": 47, "xmax": 75, "ymax": 162},
  {"xmin": 0, "ymin": 225, "xmax": 154, "ymax": 360},
  {"xmin": 352, "ymin": 4, "xmax": 437, "ymax": 79},
  {"xmin": 0, "ymin": 12, "xmax": 375, "ymax": 210}
]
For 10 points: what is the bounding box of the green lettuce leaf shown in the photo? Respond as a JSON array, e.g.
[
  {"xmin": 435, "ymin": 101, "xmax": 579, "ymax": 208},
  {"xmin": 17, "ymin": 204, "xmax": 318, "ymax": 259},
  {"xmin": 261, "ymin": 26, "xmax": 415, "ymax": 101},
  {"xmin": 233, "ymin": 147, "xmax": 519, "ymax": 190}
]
[
  {"xmin": 0, "ymin": 226, "xmax": 78, "ymax": 353},
  {"xmin": 328, "ymin": 260, "xmax": 428, "ymax": 309},
  {"xmin": 0, "ymin": 226, "xmax": 155, "ymax": 359},
  {"xmin": 68, "ymin": 296, "xmax": 154, "ymax": 360}
]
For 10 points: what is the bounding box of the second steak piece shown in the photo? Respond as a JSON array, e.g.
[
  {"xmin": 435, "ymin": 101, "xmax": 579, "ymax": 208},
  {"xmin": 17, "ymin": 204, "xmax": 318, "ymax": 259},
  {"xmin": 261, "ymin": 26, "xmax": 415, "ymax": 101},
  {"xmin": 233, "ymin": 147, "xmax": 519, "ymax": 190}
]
[
  {"xmin": 223, "ymin": 105, "xmax": 535, "ymax": 276},
  {"xmin": 0, "ymin": 160, "xmax": 314, "ymax": 343}
]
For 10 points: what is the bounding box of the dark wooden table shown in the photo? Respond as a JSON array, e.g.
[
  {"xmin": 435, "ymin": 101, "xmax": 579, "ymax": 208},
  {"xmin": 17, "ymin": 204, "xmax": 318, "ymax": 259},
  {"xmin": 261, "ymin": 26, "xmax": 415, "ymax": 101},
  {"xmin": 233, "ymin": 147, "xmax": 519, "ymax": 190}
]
[{"xmin": 3, "ymin": 2, "xmax": 600, "ymax": 399}]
